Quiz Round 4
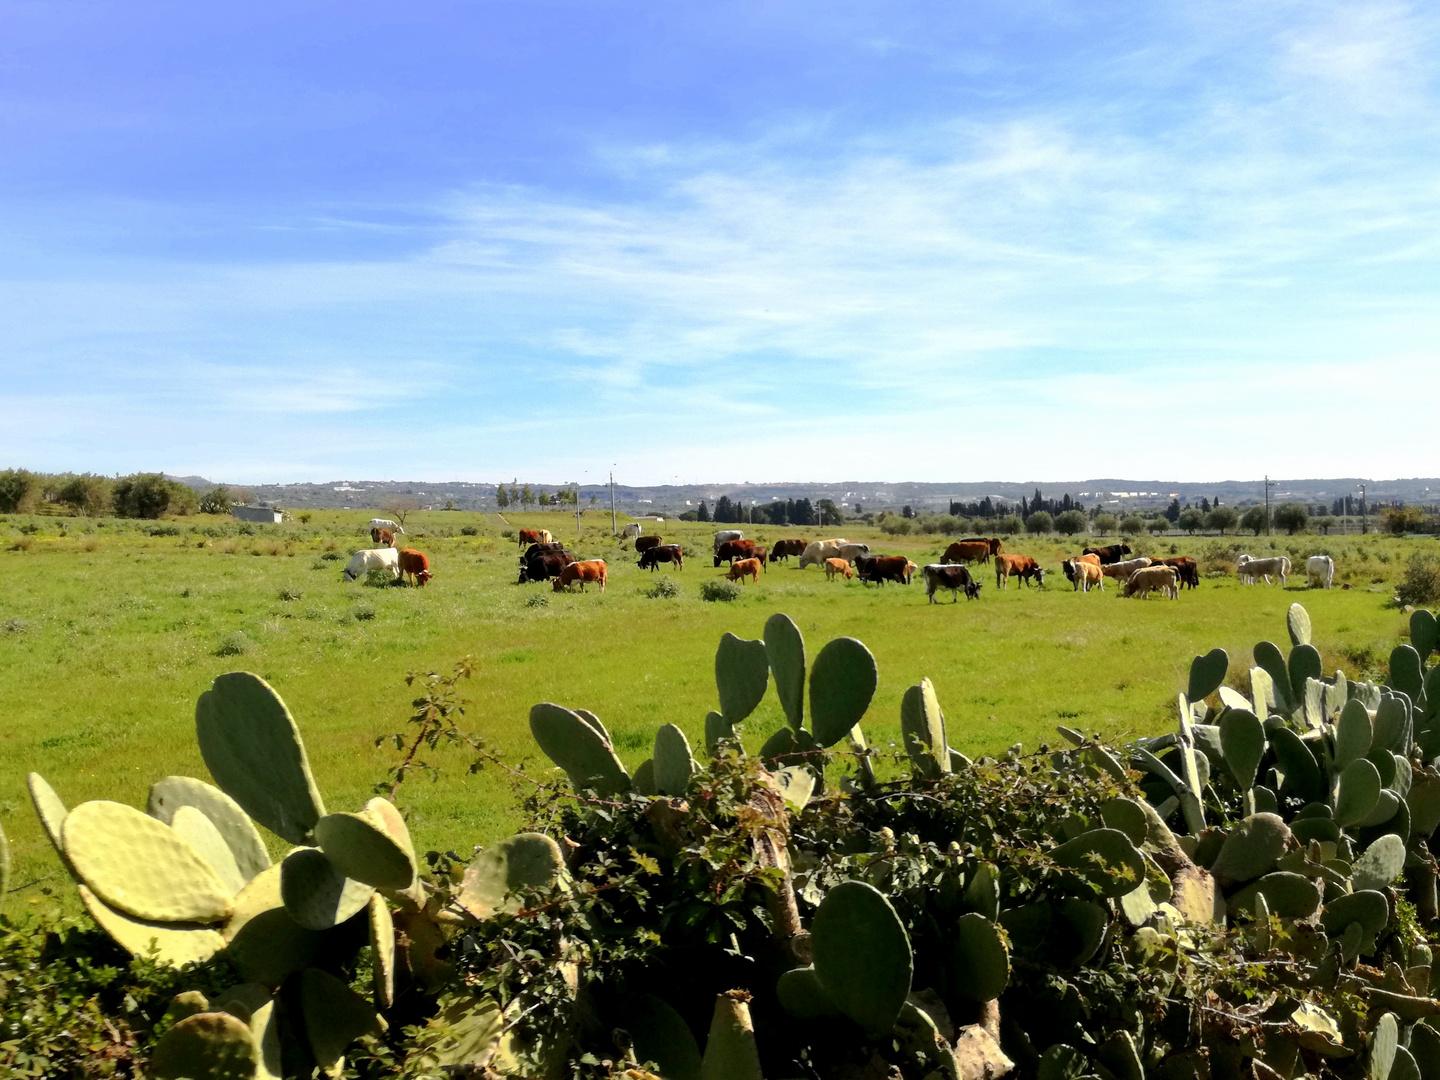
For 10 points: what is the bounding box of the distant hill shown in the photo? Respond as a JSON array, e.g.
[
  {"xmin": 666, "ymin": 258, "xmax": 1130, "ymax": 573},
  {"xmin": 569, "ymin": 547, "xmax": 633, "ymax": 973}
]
[{"xmin": 184, "ymin": 476, "xmax": 1440, "ymax": 515}]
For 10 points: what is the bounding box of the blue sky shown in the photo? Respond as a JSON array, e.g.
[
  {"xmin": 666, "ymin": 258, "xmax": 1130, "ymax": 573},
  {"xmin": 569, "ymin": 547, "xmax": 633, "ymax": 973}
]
[{"xmin": 2, "ymin": 1, "xmax": 1437, "ymax": 485}]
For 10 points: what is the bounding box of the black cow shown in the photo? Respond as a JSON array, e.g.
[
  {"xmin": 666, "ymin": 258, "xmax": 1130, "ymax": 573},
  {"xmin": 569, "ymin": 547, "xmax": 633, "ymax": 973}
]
[
  {"xmin": 923, "ymin": 563, "xmax": 982, "ymax": 603},
  {"xmin": 638, "ymin": 544, "xmax": 684, "ymax": 571},
  {"xmin": 518, "ymin": 550, "xmax": 576, "ymax": 584},
  {"xmin": 1082, "ymin": 543, "xmax": 1132, "ymax": 565}
]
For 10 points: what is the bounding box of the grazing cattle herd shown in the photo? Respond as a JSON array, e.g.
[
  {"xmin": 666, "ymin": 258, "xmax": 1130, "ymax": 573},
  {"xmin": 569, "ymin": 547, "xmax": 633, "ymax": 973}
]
[{"xmin": 337, "ymin": 517, "xmax": 1348, "ymax": 608}]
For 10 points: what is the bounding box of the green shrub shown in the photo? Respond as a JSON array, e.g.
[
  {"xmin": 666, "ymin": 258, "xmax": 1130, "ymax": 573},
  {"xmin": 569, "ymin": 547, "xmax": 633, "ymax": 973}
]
[
  {"xmin": 2, "ymin": 616, "xmax": 26, "ymax": 634},
  {"xmin": 460, "ymin": 525, "xmax": 480, "ymax": 536},
  {"xmin": 278, "ymin": 586, "xmax": 303, "ymax": 601},
  {"xmin": 525, "ymin": 593, "xmax": 549, "ymax": 608},
  {"xmin": 1053, "ymin": 509, "xmax": 1086, "ymax": 536},
  {"xmin": 1023, "ymin": 510, "xmax": 1052, "ymax": 534},
  {"xmin": 1396, "ymin": 551, "xmax": 1440, "ymax": 606},
  {"xmin": 1092, "ymin": 512, "xmax": 1117, "ymax": 535},
  {"xmin": 352, "ymin": 602, "xmax": 376, "ymax": 621},
  {"xmin": 700, "ymin": 579, "xmax": 742, "ymax": 602},
  {"xmin": 320, "ymin": 550, "xmax": 343, "ymax": 561},
  {"xmin": 363, "ymin": 567, "xmax": 395, "ymax": 587},
  {"xmin": 1119, "ymin": 514, "xmax": 1145, "ymax": 535},
  {"xmin": 644, "ymin": 577, "xmax": 679, "ymax": 599},
  {"xmin": 215, "ymin": 630, "xmax": 250, "ymax": 656}
]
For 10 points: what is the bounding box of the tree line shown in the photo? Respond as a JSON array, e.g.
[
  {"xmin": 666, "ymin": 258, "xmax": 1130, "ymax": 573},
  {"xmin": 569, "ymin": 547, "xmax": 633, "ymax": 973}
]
[{"xmin": 0, "ymin": 469, "xmax": 257, "ymax": 520}]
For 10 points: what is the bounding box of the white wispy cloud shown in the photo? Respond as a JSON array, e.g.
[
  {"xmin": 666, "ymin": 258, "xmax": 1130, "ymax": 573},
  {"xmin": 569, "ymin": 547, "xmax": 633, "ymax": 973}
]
[{"xmin": 3, "ymin": 0, "xmax": 1439, "ymax": 482}]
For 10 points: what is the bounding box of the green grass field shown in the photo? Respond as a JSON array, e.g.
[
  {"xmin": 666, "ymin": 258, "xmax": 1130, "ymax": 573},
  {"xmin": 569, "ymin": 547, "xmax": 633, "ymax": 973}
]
[{"xmin": 0, "ymin": 509, "xmax": 1428, "ymax": 909}]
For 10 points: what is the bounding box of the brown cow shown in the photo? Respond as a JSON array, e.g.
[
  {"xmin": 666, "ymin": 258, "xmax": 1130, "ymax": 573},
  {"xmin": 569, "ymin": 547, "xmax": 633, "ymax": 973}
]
[
  {"xmin": 1064, "ymin": 559, "xmax": 1104, "ymax": 592},
  {"xmin": 518, "ymin": 528, "xmax": 553, "ymax": 547},
  {"xmin": 770, "ymin": 539, "xmax": 809, "ymax": 562},
  {"xmin": 635, "ymin": 535, "xmax": 664, "ymax": 554},
  {"xmin": 397, "ymin": 548, "xmax": 432, "ymax": 586},
  {"xmin": 943, "ymin": 541, "xmax": 992, "ymax": 564},
  {"xmin": 370, "ymin": 527, "xmax": 395, "ymax": 546},
  {"xmin": 823, "ymin": 557, "xmax": 853, "ymax": 581},
  {"xmin": 553, "ymin": 559, "xmax": 607, "ymax": 592},
  {"xmin": 857, "ymin": 555, "xmax": 911, "ymax": 585},
  {"xmin": 961, "ymin": 537, "xmax": 1003, "ymax": 557},
  {"xmin": 714, "ymin": 539, "xmax": 758, "ymax": 567},
  {"xmin": 995, "ymin": 554, "xmax": 1044, "ymax": 588},
  {"xmin": 1149, "ymin": 556, "xmax": 1199, "ymax": 590},
  {"xmin": 751, "ymin": 545, "xmax": 769, "ymax": 569},
  {"xmin": 638, "ymin": 544, "xmax": 683, "ymax": 571},
  {"xmin": 726, "ymin": 558, "xmax": 762, "ymax": 584}
]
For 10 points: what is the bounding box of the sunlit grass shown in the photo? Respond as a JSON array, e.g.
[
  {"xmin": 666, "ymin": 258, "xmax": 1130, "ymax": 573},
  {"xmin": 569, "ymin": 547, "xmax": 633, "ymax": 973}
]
[{"xmin": 0, "ymin": 508, "xmax": 1424, "ymax": 908}]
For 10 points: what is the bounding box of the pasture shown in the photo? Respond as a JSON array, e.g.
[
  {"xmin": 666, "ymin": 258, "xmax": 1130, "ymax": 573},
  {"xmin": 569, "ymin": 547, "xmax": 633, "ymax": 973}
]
[{"xmin": 0, "ymin": 509, "xmax": 1426, "ymax": 909}]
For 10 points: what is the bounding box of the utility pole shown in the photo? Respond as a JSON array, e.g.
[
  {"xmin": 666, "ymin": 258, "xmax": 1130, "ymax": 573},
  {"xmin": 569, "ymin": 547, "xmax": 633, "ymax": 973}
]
[
  {"xmin": 1360, "ymin": 483, "xmax": 1368, "ymax": 535},
  {"xmin": 610, "ymin": 471, "xmax": 617, "ymax": 536},
  {"xmin": 1264, "ymin": 475, "xmax": 1276, "ymax": 536}
]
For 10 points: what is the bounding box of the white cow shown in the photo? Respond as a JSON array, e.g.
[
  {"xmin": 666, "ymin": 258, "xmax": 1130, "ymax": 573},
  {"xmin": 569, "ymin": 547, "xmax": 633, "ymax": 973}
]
[
  {"xmin": 621, "ymin": 523, "xmax": 642, "ymax": 541},
  {"xmin": 1101, "ymin": 557, "xmax": 1153, "ymax": 582},
  {"xmin": 344, "ymin": 547, "xmax": 401, "ymax": 582},
  {"xmin": 799, "ymin": 540, "xmax": 849, "ymax": 569},
  {"xmin": 713, "ymin": 530, "xmax": 744, "ymax": 551},
  {"xmin": 836, "ymin": 543, "xmax": 871, "ymax": 564},
  {"xmin": 1306, "ymin": 554, "xmax": 1335, "ymax": 589},
  {"xmin": 368, "ymin": 518, "xmax": 405, "ymax": 535},
  {"xmin": 1237, "ymin": 554, "xmax": 1290, "ymax": 586}
]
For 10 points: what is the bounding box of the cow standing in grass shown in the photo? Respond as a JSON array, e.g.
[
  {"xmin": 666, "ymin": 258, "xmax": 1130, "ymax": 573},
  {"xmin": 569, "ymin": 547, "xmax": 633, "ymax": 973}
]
[
  {"xmin": 727, "ymin": 558, "xmax": 762, "ymax": 584},
  {"xmin": 995, "ymin": 554, "xmax": 1044, "ymax": 588},
  {"xmin": 553, "ymin": 560, "xmax": 607, "ymax": 592},
  {"xmin": 398, "ymin": 549, "xmax": 433, "ymax": 586},
  {"xmin": 344, "ymin": 547, "xmax": 400, "ymax": 582},
  {"xmin": 923, "ymin": 564, "xmax": 981, "ymax": 602}
]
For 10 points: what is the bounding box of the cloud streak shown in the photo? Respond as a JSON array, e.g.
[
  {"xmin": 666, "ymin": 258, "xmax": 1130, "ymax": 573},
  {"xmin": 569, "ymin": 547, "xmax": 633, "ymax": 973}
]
[{"xmin": 2, "ymin": 0, "xmax": 1439, "ymax": 483}]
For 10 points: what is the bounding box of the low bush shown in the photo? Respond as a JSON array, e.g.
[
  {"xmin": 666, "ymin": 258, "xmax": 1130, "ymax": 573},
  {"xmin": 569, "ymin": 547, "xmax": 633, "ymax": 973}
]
[
  {"xmin": 2, "ymin": 617, "xmax": 26, "ymax": 634},
  {"xmin": 525, "ymin": 593, "xmax": 549, "ymax": 608},
  {"xmin": 278, "ymin": 586, "xmax": 303, "ymax": 601},
  {"xmin": 644, "ymin": 577, "xmax": 679, "ymax": 599},
  {"xmin": 700, "ymin": 579, "xmax": 742, "ymax": 602},
  {"xmin": 352, "ymin": 602, "xmax": 376, "ymax": 621},
  {"xmin": 1397, "ymin": 550, "xmax": 1440, "ymax": 606},
  {"xmin": 460, "ymin": 525, "xmax": 480, "ymax": 536},
  {"xmin": 319, "ymin": 550, "xmax": 343, "ymax": 561},
  {"xmin": 363, "ymin": 567, "xmax": 395, "ymax": 587},
  {"xmin": 214, "ymin": 630, "xmax": 251, "ymax": 656}
]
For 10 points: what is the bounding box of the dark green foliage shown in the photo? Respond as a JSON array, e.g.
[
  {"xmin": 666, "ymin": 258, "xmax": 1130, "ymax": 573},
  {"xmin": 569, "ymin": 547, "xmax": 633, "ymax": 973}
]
[{"xmin": 112, "ymin": 474, "xmax": 197, "ymax": 519}]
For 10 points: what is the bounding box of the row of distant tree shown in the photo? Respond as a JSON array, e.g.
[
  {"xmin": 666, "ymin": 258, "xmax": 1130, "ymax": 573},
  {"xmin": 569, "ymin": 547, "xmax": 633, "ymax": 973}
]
[
  {"xmin": 494, "ymin": 483, "xmax": 596, "ymax": 510},
  {"xmin": 0, "ymin": 469, "xmax": 263, "ymax": 520}
]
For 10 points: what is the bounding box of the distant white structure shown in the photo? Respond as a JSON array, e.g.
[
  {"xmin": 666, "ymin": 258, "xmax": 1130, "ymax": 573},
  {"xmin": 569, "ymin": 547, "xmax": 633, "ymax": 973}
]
[{"xmin": 233, "ymin": 506, "xmax": 284, "ymax": 523}]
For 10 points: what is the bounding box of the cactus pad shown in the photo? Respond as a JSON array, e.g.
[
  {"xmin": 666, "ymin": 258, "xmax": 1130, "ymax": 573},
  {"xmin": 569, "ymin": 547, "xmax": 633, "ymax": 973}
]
[
  {"xmin": 1411, "ymin": 609, "xmax": 1438, "ymax": 664},
  {"xmin": 1321, "ymin": 889, "xmax": 1389, "ymax": 936},
  {"xmin": 1288, "ymin": 644, "xmax": 1322, "ymax": 704},
  {"xmin": 704, "ymin": 710, "xmax": 734, "ymax": 754},
  {"xmin": 715, "ymin": 633, "xmax": 770, "ymax": 724},
  {"xmin": 1052, "ymin": 828, "xmax": 1146, "ymax": 898},
  {"xmin": 363, "ymin": 798, "xmax": 418, "ymax": 885},
  {"xmin": 700, "ymin": 991, "xmax": 764, "ymax": 1080},
  {"xmin": 195, "ymin": 672, "xmax": 326, "ymax": 844},
  {"xmin": 78, "ymin": 884, "xmax": 225, "ymax": 967},
  {"xmin": 1100, "ymin": 798, "xmax": 1148, "ymax": 847},
  {"xmin": 654, "ymin": 723, "xmax": 696, "ymax": 796},
  {"xmin": 171, "ymin": 805, "xmax": 247, "ymax": 896},
  {"xmin": 1336, "ymin": 699, "xmax": 1374, "ymax": 770},
  {"xmin": 900, "ymin": 678, "xmax": 949, "ymax": 779},
  {"xmin": 1287, "ymin": 603, "xmax": 1313, "ymax": 647},
  {"xmin": 951, "ymin": 912, "xmax": 1009, "ymax": 1001},
  {"xmin": 63, "ymin": 800, "xmax": 233, "ymax": 923},
  {"xmin": 222, "ymin": 863, "xmax": 324, "ymax": 984},
  {"xmin": 1253, "ymin": 642, "xmax": 1290, "ymax": 709},
  {"xmin": 1228, "ymin": 872, "xmax": 1321, "ymax": 919},
  {"xmin": 150, "ymin": 1010, "xmax": 260, "ymax": 1080},
  {"xmin": 764, "ymin": 612, "xmax": 807, "ymax": 730},
  {"xmin": 1391, "ymin": 645, "xmax": 1425, "ymax": 705},
  {"xmin": 1352, "ymin": 834, "xmax": 1406, "ymax": 892},
  {"xmin": 1269, "ymin": 727, "xmax": 1323, "ymax": 803},
  {"xmin": 1188, "ymin": 648, "xmax": 1229, "ymax": 703},
  {"xmin": 1209, "ymin": 813, "xmax": 1291, "ymax": 887},
  {"xmin": 622, "ymin": 994, "xmax": 704, "ymax": 1080},
  {"xmin": 27, "ymin": 772, "xmax": 72, "ymax": 873},
  {"xmin": 147, "ymin": 776, "xmax": 271, "ymax": 884},
  {"xmin": 1335, "ymin": 758, "xmax": 1384, "ymax": 827},
  {"xmin": 574, "ymin": 708, "xmax": 612, "ymax": 745},
  {"xmin": 368, "ymin": 892, "xmax": 396, "ymax": 1009},
  {"xmin": 1218, "ymin": 709, "xmax": 1265, "ymax": 791},
  {"xmin": 776, "ymin": 966, "xmax": 840, "ymax": 1018},
  {"xmin": 1374, "ymin": 696, "xmax": 1411, "ymax": 755},
  {"xmin": 632, "ymin": 758, "xmax": 657, "ymax": 795},
  {"xmin": 964, "ymin": 861, "xmax": 1001, "ymax": 921},
  {"xmin": 314, "ymin": 811, "xmax": 415, "ymax": 891},
  {"xmin": 529, "ymin": 703, "xmax": 631, "ymax": 795},
  {"xmin": 809, "ymin": 638, "xmax": 878, "ymax": 748},
  {"xmin": 301, "ymin": 966, "xmax": 386, "ymax": 1070},
  {"xmin": 812, "ymin": 880, "xmax": 913, "ymax": 1037},
  {"xmin": 458, "ymin": 832, "xmax": 566, "ymax": 921},
  {"xmin": 279, "ymin": 846, "xmax": 373, "ymax": 930}
]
